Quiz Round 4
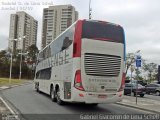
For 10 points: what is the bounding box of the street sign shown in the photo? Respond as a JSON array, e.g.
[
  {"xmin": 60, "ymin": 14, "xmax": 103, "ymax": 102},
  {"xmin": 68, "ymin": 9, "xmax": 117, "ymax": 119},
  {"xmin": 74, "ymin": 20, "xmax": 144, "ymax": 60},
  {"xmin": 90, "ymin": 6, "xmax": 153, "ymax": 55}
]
[
  {"xmin": 136, "ymin": 55, "xmax": 141, "ymax": 67},
  {"xmin": 158, "ymin": 65, "xmax": 160, "ymax": 81},
  {"xmin": 136, "ymin": 59, "xmax": 141, "ymax": 67}
]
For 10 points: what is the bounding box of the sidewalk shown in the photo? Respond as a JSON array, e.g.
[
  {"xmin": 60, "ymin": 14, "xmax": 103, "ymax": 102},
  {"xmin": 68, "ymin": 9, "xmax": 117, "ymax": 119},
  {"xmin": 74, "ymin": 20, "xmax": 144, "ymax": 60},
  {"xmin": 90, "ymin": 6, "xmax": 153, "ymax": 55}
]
[
  {"xmin": 117, "ymin": 95, "xmax": 160, "ymax": 114},
  {"xmin": 0, "ymin": 86, "xmax": 9, "ymax": 91}
]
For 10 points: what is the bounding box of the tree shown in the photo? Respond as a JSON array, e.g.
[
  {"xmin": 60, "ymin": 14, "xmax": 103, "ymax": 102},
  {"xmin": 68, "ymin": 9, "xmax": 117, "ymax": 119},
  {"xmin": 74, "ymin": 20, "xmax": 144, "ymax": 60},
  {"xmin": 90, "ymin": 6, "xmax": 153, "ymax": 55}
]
[
  {"xmin": 26, "ymin": 45, "xmax": 39, "ymax": 79},
  {"xmin": 135, "ymin": 68, "xmax": 141, "ymax": 79},
  {"xmin": 125, "ymin": 76, "xmax": 130, "ymax": 80},
  {"xmin": 134, "ymin": 68, "xmax": 144, "ymax": 80},
  {"xmin": 125, "ymin": 53, "xmax": 135, "ymax": 75},
  {"xmin": 0, "ymin": 50, "xmax": 8, "ymax": 64},
  {"xmin": 0, "ymin": 50, "xmax": 10, "ymax": 77},
  {"xmin": 27, "ymin": 44, "xmax": 39, "ymax": 64},
  {"xmin": 143, "ymin": 62, "xmax": 158, "ymax": 83},
  {"xmin": 126, "ymin": 52, "xmax": 146, "ymax": 79},
  {"xmin": 0, "ymin": 49, "xmax": 34, "ymax": 79}
]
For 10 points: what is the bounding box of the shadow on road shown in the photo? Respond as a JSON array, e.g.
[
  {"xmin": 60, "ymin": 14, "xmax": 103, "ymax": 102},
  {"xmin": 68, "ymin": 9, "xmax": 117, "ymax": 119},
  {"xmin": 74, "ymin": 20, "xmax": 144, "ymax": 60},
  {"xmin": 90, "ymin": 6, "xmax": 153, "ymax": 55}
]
[{"xmin": 37, "ymin": 90, "xmax": 111, "ymax": 113}]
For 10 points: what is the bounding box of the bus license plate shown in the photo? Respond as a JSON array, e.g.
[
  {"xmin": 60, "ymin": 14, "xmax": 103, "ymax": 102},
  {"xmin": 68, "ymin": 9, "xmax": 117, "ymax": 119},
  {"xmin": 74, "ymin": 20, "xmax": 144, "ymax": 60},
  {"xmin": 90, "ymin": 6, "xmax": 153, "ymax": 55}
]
[{"xmin": 98, "ymin": 95, "xmax": 107, "ymax": 98}]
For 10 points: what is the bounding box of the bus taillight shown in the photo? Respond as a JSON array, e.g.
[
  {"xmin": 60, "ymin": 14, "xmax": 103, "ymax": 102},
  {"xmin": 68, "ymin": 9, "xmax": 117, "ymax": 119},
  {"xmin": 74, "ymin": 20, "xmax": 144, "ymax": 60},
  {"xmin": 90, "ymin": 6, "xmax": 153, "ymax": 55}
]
[
  {"xmin": 73, "ymin": 43, "xmax": 79, "ymax": 57},
  {"xmin": 118, "ymin": 73, "xmax": 126, "ymax": 92},
  {"xmin": 74, "ymin": 70, "xmax": 84, "ymax": 91}
]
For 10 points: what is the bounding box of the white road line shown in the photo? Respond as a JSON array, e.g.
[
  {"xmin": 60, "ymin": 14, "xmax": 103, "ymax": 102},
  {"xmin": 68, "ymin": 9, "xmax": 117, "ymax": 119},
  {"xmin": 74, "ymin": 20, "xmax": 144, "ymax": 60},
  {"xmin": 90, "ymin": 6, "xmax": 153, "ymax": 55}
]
[{"xmin": 0, "ymin": 97, "xmax": 15, "ymax": 114}]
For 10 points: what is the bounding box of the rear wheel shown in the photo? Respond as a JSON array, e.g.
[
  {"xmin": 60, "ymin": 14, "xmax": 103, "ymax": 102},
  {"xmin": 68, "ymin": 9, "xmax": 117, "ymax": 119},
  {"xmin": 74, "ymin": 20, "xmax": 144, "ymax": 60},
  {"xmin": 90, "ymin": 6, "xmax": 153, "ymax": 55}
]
[
  {"xmin": 133, "ymin": 92, "xmax": 136, "ymax": 97},
  {"xmin": 140, "ymin": 94, "xmax": 144, "ymax": 97},
  {"xmin": 50, "ymin": 87, "xmax": 56, "ymax": 102},
  {"xmin": 146, "ymin": 91, "xmax": 150, "ymax": 94},
  {"xmin": 155, "ymin": 91, "xmax": 160, "ymax": 96},
  {"xmin": 56, "ymin": 88, "xmax": 64, "ymax": 105},
  {"xmin": 88, "ymin": 103, "xmax": 98, "ymax": 106},
  {"xmin": 36, "ymin": 83, "xmax": 39, "ymax": 92}
]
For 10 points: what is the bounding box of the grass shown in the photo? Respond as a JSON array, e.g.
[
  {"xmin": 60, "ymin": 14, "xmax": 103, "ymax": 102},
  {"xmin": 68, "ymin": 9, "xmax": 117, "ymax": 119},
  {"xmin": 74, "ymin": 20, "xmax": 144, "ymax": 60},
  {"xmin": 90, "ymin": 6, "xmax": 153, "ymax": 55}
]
[{"xmin": 0, "ymin": 78, "xmax": 25, "ymax": 87}]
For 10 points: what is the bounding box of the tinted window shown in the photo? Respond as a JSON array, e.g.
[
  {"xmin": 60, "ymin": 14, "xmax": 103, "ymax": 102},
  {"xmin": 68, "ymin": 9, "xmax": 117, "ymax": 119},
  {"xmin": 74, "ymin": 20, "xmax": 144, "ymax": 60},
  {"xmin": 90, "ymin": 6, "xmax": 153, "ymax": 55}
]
[
  {"xmin": 150, "ymin": 84, "xmax": 155, "ymax": 87},
  {"xmin": 147, "ymin": 84, "xmax": 154, "ymax": 87},
  {"xmin": 82, "ymin": 21, "xmax": 124, "ymax": 43},
  {"xmin": 125, "ymin": 84, "xmax": 132, "ymax": 87},
  {"xmin": 36, "ymin": 68, "xmax": 51, "ymax": 80},
  {"xmin": 138, "ymin": 84, "xmax": 143, "ymax": 87},
  {"xmin": 38, "ymin": 25, "xmax": 75, "ymax": 61},
  {"xmin": 130, "ymin": 80, "xmax": 137, "ymax": 84},
  {"xmin": 38, "ymin": 52, "xmax": 43, "ymax": 62},
  {"xmin": 154, "ymin": 84, "xmax": 160, "ymax": 87},
  {"xmin": 50, "ymin": 25, "xmax": 75, "ymax": 56},
  {"xmin": 38, "ymin": 46, "xmax": 51, "ymax": 62},
  {"xmin": 146, "ymin": 84, "xmax": 150, "ymax": 87}
]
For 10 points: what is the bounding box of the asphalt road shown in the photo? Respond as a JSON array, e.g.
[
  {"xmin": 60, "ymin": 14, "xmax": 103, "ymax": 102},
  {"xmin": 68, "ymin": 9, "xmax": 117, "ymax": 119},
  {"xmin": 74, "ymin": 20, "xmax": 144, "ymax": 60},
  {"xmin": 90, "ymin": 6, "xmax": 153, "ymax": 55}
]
[{"xmin": 1, "ymin": 84, "xmax": 152, "ymax": 120}]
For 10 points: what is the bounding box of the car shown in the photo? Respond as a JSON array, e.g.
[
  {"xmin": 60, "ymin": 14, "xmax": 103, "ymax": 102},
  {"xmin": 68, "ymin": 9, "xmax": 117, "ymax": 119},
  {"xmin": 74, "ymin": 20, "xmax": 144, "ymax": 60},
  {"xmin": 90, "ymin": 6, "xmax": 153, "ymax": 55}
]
[
  {"xmin": 152, "ymin": 80, "xmax": 160, "ymax": 84},
  {"xmin": 145, "ymin": 83, "xmax": 160, "ymax": 96},
  {"xmin": 129, "ymin": 80, "xmax": 147, "ymax": 86},
  {"xmin": 137, "ymin": 80, "xmax": 147, "ymax": 86},
  {"xmin": 124, "ymin": 83, "xmax": 145, "ymax": 97}
]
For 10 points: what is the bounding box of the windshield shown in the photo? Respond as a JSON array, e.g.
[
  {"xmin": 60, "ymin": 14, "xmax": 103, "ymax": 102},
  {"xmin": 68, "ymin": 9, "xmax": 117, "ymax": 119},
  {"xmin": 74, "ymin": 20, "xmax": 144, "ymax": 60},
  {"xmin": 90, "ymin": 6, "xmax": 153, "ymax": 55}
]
[{"xmin": 82, "ymin": 21, "xmax": 124, "ymax": 43}]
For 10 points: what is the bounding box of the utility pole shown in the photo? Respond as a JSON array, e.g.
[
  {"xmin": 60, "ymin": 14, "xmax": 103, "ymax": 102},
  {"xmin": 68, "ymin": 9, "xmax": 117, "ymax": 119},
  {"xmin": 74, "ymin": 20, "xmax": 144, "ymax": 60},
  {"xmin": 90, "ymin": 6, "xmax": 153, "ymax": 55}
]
[
  {"xmin": 9, "ymin": 53, "xmax": 12, "ymax": 86},
  {"xmin": 130, "ymin": 65, "xmax": 134, "ymax": 96},
  {"xmin": 19, "ymin": 48, "xmax": 22, "ymax": 80},
  {"xmin": 89, "ymin": 0, "xmax": 92, "ymax": 19},
  {"xmin": 19, "ymin": 36, "xmax": 26, "ymax": 80},
  {"xmin": 135, "ymin": 50, "xmax": 141, "ymax": 105}
]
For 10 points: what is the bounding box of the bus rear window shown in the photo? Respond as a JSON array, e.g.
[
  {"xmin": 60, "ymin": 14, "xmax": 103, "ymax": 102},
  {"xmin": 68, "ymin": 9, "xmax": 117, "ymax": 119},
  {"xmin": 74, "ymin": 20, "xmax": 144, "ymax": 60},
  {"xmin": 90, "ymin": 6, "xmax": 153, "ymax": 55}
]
[{"xmin": 82, "ymin": 21, "xmax": 124, "ymax": 43}]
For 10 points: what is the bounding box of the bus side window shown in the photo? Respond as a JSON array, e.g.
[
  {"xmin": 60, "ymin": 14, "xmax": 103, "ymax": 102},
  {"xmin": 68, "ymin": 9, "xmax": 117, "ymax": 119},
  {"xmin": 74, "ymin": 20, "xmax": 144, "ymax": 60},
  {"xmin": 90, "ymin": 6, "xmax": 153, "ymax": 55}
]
[
  {"xmin": 61, "ymin": 37, "xmax": 72, "ymax": 51},
  {"xmin": 49, "ymin": 24, "xmax": 75, "ymax": 57},
  {"xmin": 36, "ymin": 68, "xmax": 51, "ymax": 80},
  {"xmin": 61, "ymin": 26, "xmax": 74, "ymax": 51}
]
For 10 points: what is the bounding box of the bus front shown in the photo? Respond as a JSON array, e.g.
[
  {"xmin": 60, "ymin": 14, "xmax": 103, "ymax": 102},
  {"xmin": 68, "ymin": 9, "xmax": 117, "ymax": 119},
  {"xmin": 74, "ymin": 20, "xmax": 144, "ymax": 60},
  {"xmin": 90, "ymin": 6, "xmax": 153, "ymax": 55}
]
[{"xmin": 72, "ymin": 20, "xmax": 125, "ymax": 104}]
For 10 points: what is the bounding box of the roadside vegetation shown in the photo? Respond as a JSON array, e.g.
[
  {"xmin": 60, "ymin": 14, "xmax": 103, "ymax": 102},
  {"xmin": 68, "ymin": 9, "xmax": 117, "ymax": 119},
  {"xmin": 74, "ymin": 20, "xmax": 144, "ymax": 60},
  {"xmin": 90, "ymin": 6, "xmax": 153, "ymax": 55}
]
[
  {"xmin": 0, "ymin": 78, "xmax": 25, "ymax": 86},
  {"xmin": 126, "ymin": 52, "xmax": 158, "ymax": 83},
  {"xmin": 0, "ymin": 46, "xmax": 158, "ymax": 84},
  {"xmin": 0, "ymin": 45, "xmax": 39, "ymax": 81}
]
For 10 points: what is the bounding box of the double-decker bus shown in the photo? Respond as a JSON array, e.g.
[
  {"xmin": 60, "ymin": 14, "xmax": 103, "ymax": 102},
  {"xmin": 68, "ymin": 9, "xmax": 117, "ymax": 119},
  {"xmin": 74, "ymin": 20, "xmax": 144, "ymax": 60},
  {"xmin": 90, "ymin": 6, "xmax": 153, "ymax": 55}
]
[{"xmin": 34, "ymin": 19, "xmax": 126, "ymax": 105}]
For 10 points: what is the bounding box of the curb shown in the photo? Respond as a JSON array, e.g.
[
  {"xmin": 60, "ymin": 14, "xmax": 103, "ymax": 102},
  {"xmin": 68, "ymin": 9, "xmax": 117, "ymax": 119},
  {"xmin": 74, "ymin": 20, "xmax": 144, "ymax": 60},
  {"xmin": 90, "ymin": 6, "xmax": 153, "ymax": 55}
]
[{"xmin": 116, "ymin": 102, "xmax": 160, "ymax": 114}]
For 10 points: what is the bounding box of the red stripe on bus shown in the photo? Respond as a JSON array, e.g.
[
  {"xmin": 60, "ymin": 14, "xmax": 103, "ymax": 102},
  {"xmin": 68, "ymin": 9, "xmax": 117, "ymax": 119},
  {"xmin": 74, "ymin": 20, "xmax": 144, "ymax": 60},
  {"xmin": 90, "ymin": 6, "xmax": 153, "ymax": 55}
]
[{"xmin": 73, "ymin": 20, "xmax": 83, "ymax": 57}]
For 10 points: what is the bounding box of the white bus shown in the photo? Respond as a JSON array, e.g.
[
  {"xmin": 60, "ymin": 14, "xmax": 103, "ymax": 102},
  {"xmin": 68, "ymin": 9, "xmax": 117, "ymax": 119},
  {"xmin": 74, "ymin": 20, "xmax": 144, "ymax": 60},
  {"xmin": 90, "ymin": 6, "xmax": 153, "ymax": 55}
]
[{"xmin": 34, "ymin": 19, "xmax": 126, "ymax": 105}]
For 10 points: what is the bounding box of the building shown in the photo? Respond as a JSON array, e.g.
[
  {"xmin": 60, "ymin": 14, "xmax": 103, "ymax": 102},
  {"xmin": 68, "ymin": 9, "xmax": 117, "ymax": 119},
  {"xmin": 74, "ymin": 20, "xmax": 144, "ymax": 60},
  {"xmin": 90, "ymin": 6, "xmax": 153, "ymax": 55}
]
[
  {"xmin": 41, "ymin": 5, "xmax": 78, "ymax": 49},
  {"xmin": 8, "ymin": 11, "xmax": 38, "ymax": 53}
]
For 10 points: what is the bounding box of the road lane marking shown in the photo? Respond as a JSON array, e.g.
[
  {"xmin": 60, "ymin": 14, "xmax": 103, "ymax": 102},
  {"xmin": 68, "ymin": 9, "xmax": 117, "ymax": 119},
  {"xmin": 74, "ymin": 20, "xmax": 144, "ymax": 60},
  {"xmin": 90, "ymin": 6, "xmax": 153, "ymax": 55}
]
[
  {"xmin": 0, "ymin": 97, "xmax": 20, "ymax": 120},
  {"xmin": 0, "ymin": 97, "xmax": 15, "ymax": 114}
]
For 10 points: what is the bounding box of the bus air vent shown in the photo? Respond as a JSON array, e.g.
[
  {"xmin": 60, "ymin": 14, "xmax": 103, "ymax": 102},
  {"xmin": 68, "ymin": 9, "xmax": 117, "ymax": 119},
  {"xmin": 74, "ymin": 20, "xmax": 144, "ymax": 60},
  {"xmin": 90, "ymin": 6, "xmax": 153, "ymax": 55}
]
[{"xmin": 84, "ymin": 53, "xmax": 121, "ymax": 77}]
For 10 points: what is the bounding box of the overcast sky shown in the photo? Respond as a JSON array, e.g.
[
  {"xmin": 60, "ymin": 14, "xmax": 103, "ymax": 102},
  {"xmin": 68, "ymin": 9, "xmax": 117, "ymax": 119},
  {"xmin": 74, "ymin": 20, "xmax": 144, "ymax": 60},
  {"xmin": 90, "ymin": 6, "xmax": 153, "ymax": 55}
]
[{"xmin": 0, "ymin": 0, "xmax": 160, "ymax": 64}]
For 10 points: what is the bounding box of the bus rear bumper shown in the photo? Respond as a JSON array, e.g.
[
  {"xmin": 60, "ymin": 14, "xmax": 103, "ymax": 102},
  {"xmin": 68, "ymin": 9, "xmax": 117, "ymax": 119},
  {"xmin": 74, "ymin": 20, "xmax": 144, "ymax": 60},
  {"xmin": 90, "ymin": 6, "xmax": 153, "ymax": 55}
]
[{"xmin": 71, "ymin": 88, "xmax": 123, "ymax": 104}]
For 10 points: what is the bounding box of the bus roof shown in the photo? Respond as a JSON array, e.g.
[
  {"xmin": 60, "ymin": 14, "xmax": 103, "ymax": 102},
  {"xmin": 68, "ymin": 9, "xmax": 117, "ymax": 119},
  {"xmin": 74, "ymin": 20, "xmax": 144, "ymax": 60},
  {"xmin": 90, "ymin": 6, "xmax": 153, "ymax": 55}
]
[{"xmin": 39, "ymin": 19, "xmax": 122, "ymax": 53}]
